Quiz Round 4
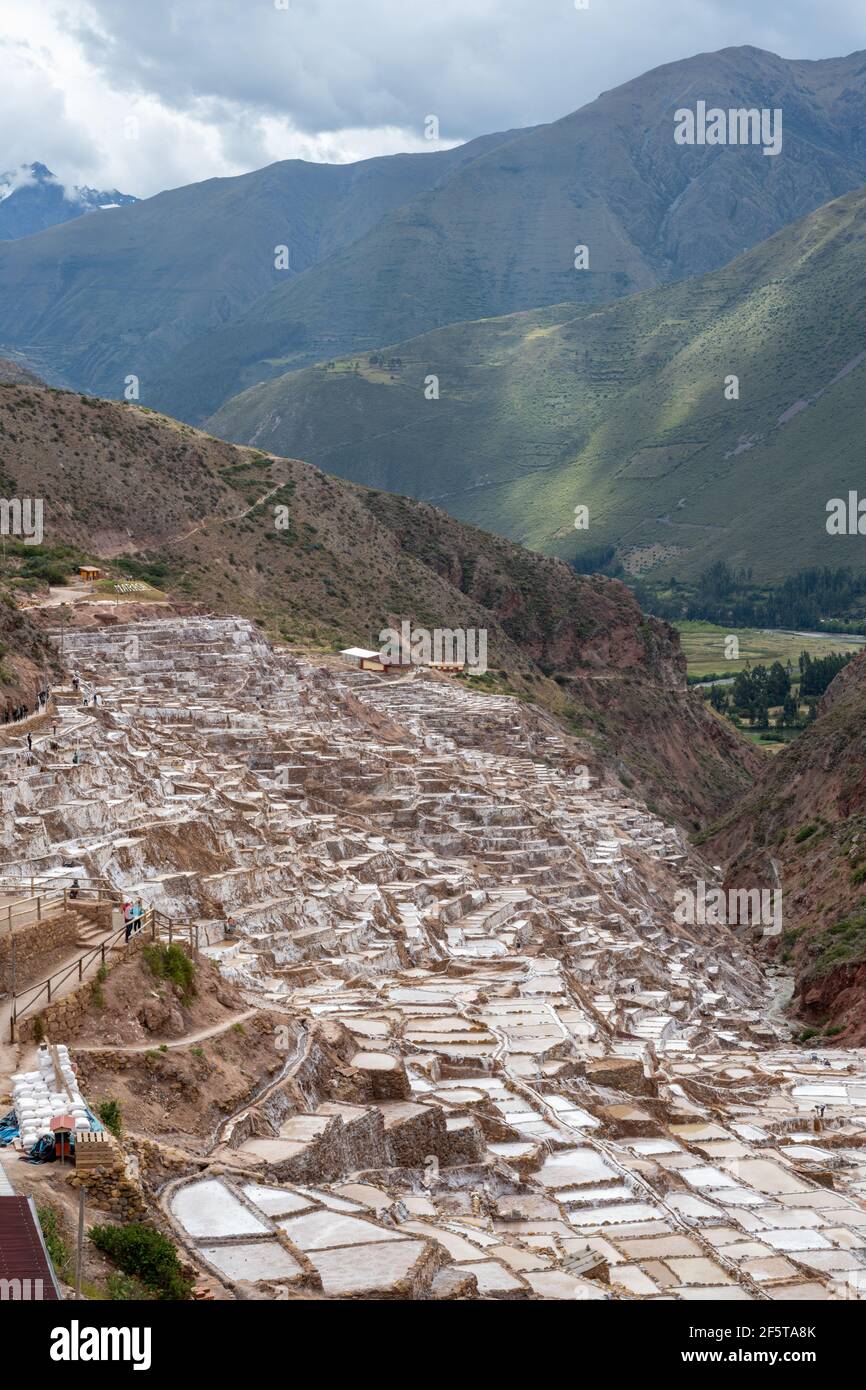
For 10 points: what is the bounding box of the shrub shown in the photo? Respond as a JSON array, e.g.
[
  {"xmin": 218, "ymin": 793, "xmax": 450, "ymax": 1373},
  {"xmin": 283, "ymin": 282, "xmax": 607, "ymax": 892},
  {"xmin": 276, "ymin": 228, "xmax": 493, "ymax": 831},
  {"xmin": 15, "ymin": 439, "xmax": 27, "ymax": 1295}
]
[
  {"xmin": 804, "ymin": 911, "xmax": 866, "ymax": 981},
  {"xmin": 142, "ymin": 943, "xmax": 196, "ymax": 1002},
  {"xmin": 38, "ymin": 1205, "xmax": 71, "ymax": 1281},
  {"xmin": 795, "ymin": 823, "xmax": 819, "ymax": 844},
  {"xmin": 97, "ymin": 1099, "xmax": 123, "ymax": 1138},
  {"xmin": 88, "ymin": 1223, "xmax": 193, "ymax": 1301}
]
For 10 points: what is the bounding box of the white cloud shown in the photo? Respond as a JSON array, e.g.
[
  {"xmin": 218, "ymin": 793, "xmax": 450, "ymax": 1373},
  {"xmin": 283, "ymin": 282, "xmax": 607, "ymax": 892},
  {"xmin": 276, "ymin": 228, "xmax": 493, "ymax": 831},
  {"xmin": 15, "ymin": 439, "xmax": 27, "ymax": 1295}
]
[{"xmin": 1, "ymin": 0, "xmax": 865, "ymax": 198}]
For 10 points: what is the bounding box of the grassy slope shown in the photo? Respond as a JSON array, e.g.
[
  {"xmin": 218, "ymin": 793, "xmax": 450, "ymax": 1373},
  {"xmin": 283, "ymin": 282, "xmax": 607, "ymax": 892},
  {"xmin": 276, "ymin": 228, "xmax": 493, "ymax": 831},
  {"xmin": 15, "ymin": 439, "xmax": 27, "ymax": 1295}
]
[
  {"xmin": 0, "ymin": 131, "xmax": 522, "ymax": 395},
  {"xmin": 209, "ymin": 184, "xmax": 866, "ymax": 582},
  {"xmin": 4, "ymin": 48, "xmax": 866, "ymax": 424},
  {"xmin": 0, "ymin": 382, "xmax": 759, "ymax": 825},
  {"xmin": 174, "ymin": 44, "xmax": 866, "ymax": 421}
]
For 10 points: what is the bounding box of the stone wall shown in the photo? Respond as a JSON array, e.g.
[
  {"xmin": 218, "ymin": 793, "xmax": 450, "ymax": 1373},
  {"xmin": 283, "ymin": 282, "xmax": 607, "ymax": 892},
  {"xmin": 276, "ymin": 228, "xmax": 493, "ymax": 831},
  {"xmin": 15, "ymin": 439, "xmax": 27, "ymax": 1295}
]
[
  {"xmin": 67, "ymin": 1134, "xmax": 148, "ymax": 1222},
  {"xmin": 12, "ymin": 907, "xmax": 133, "ymax": 1043},
  {"xmin": 125, "ymin": 1135, "xmax": 208, "ymax": 1193},
  {"xmin": 16, "ymin": 975, "xmax": 97, "ymax": 1044},
  {"xmin": 0, "ymin": 902, "xmax": 109, "ymax": 993}
]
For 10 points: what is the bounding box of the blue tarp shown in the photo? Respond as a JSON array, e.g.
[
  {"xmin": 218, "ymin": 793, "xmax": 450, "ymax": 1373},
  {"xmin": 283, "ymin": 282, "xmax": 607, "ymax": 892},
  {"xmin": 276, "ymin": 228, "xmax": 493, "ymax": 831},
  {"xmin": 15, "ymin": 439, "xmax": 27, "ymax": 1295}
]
[{"xmin": 0, "ymin": 1104, "xmax": 102, "ymax": 1149}]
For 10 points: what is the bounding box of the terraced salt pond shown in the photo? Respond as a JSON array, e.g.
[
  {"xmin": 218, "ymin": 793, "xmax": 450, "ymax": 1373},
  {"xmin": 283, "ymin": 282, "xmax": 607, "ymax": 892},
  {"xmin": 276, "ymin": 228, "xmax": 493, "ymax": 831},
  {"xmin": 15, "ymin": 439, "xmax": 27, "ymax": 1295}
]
[{"xmin": 6, "ymin": 613, "xmax": 865, "ymax": 1301}]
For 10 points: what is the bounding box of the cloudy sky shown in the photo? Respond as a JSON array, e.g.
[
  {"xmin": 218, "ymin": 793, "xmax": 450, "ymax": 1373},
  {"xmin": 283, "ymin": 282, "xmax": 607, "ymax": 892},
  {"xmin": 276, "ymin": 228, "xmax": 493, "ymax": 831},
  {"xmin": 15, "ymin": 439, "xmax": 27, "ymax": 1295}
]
[{"xmin": 2, "ymin": 0, "xmax": 864, "ymax": 197}]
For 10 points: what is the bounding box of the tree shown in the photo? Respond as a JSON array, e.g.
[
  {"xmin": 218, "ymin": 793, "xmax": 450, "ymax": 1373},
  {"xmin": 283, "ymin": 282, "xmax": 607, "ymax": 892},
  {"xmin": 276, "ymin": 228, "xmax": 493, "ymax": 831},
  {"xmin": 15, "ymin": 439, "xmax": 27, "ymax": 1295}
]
[{"xmin": 766, "ymin": 661, "xmax": 790, "ymax": 706}]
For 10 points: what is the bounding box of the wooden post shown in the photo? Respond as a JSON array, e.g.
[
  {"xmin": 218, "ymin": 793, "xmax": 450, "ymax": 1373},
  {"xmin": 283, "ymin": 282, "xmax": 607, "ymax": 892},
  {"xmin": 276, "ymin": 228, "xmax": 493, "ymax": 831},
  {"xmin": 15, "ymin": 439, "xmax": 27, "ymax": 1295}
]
[
  {"xmin": 37, "ymin": 895, "xmax": 41, "ymax": 922},
  {"xmin": 75, "ymin": 1187, "xmax": 85, "ymax": 1300}
]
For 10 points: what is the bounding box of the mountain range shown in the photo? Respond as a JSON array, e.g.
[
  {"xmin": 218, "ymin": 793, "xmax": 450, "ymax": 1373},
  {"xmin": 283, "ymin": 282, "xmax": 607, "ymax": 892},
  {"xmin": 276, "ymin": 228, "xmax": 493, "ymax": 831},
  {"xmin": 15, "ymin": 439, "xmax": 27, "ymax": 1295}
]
[
  {"xmin": 3, "ymin": 45, "xmax": 866, "ymax": 438},
  {"xmin": 209, "ymin": 182, "xmax": 866, "ymax": 581},
  {"xmin": 1, "ymin": 43, "xmax": 865, "ymax": 595},
  {"xmin": 0, "ymin": 131, "xmax": 521, "ymax": 395},
  {"xmin": 0, "ymin": 162, "xmax": 137, "ymax": 241}
]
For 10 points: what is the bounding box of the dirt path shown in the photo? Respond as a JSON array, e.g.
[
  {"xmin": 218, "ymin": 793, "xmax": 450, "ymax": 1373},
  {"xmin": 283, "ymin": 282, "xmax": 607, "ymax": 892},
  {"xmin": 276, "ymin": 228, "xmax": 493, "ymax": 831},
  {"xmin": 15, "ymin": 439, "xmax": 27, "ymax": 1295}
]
[
  {"xmin": 0, "ymin": 921, "xmax": 122, "ymax": 1074},
  {"xmin": 71, "ymin": 1008, "xmax": 259, "ymax": 1053},
  {"xmin": 172, "ymin": 484, "xmax": 284, "ymax": 545}
]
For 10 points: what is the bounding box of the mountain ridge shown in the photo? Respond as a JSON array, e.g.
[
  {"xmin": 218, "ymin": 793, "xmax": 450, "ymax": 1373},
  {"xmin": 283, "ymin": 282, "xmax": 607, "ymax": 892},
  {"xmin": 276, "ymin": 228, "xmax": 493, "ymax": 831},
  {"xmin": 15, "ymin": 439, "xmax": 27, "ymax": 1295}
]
[
  {"xmin": 207, "ymin": 181, "xmax": 866, "ymax": 581},
  {"xmin": 4, "ymin": 46, "xmax": 866, "ymax": 426},
  {"xmin": 0, "ymin": 161, "xmax": 137, "ymax": 241},
  {"xmin": 154, "ymin": 43, "xmax": 866, "ymax": 421},
  {"xmin": 0, "ymin": 128, "xmax": 529, "ymax": 394}
]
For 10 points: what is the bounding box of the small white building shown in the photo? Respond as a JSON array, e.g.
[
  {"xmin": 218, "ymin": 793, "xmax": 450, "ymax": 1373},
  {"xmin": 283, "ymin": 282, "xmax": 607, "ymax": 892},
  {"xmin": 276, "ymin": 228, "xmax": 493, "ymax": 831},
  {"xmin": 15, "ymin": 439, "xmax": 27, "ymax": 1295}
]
[{"xmin": 340, "ymin": 647, "xmax": 383, "ymax": 668}]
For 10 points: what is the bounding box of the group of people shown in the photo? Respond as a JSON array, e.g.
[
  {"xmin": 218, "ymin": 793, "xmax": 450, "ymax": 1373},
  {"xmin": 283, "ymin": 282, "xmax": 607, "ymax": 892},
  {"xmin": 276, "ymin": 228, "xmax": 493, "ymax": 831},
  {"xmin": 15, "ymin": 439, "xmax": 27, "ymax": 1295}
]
[
  {"xmin": 3, "ymin": 686, "xmax": 51, "ymax": 726},
  {"xmin": 71, "ymin": 673, "xmax": 101, "ymax": 707},
  {"xmin": 123, "ymin": 898, "xmax": 145, "ymax": 941}
]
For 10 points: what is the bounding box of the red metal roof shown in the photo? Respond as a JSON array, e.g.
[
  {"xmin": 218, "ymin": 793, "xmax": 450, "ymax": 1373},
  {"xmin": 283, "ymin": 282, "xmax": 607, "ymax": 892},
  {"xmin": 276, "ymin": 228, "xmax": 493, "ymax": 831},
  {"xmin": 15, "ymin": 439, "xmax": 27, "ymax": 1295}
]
[{"xmin": 0, "ymin": 1195, "xmax": 62, "ymax": 1299}]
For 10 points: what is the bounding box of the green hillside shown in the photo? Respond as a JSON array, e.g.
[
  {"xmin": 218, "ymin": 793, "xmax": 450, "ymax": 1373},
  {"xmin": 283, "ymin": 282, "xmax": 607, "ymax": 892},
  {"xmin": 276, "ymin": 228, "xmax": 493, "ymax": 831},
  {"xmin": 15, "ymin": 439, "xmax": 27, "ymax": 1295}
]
[
  {"xmin": 4, "ymin": 46, "xmax": 866, "ymax": 429},
  {"xmin": 160, "ymin": 44, "xmax": 866, "ymax": 421},
  {"xmin": 0, "ymin": 129, "xmax": 523, "ymax": 395},
  {"xmin": 209, "ymin": 184, "xmax": 866, "ymax": 583}
]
